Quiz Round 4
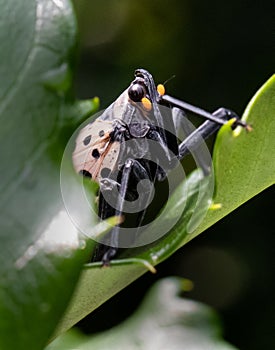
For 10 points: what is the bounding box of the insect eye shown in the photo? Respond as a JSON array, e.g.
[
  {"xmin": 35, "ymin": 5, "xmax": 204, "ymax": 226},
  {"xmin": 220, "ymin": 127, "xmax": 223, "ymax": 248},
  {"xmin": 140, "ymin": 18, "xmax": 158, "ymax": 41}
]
[{"xmin": 128, "ymin": 83, "xmax": 145, "ymax": 102}]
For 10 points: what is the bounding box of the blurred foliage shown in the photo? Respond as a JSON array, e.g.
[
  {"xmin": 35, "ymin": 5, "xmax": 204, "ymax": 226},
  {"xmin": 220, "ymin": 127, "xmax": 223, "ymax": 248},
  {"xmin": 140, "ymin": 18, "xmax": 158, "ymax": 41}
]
[
  {"xmin": 0, "ymin": 0, "xmax": 102, "ymax": 349},
  {"xmin": 71, "ymin": 1, "xmax": 275, "ymax": 350},
  {"xmin": 48, "ymin": 278, "xmax": 238, "ymax": 350}
]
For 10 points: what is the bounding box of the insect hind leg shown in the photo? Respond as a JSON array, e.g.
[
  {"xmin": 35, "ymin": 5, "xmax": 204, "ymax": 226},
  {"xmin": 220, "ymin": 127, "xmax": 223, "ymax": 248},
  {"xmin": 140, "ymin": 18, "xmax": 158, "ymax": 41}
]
[{"xmin": 101, "ymin": 158, "xmax": 152, "ymax": 266}]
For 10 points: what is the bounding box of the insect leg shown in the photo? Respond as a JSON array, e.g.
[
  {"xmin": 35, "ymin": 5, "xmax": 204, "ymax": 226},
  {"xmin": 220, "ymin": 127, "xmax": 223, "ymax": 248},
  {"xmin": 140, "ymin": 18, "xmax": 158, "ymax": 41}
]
[
  {"xmin": 102, "ymin": 158, "xmax": 152, "ymax": 265},
  {"xmin": 161, "ymin": 94, "xmax": 248, "ymax": 129},
  {"xmin": 177, "ymin": 107, "xmax": 236, "ymax": 172},
  {"xmin": 101, "ymin": 159, "xmax": 132, "ymax": 264},
  {"xmin": 172, "ymin": 107, "xmax": 213, "ymax": 174}
]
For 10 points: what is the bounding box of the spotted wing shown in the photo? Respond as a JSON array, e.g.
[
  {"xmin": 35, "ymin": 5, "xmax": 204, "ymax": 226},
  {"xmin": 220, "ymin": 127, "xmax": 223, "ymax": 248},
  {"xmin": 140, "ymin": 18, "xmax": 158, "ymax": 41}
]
[{"xmin": 72, "ymin": 119, "xmax": 120, "ymax": 182}]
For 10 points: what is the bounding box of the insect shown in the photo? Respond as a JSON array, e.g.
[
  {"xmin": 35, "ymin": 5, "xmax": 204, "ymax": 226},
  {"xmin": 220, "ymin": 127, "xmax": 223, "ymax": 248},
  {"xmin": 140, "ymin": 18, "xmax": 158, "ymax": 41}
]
[{"xmin": 72, "ymin": 69, "xmax": 249, "ymax": 265}]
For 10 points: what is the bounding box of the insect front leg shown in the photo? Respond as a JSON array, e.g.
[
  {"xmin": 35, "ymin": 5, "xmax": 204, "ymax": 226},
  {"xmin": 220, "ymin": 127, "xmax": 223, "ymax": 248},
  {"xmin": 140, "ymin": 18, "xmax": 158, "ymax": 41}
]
[
  {"xmin": 177, "ymin": 107, "xmax": 241, "ymax": 171},
  {"xmin": 161, "ymin": 94, "xmax": 248, "ymax": 129},
  {"xmin": 172, "ymin": 107, "xmax": 215, "ymax": 174}
]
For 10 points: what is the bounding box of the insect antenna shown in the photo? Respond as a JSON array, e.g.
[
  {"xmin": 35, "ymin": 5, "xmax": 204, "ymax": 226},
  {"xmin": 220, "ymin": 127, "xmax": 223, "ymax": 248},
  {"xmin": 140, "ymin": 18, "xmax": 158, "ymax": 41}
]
[{"xmin": 162, "ymin": 74, "xmax": 176, "ymax": 86}]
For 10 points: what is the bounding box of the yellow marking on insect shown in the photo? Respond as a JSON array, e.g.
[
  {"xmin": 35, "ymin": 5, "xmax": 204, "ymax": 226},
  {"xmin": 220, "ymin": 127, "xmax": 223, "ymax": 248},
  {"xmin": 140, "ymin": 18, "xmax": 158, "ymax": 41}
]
[
  {"xmin": 157, "ymin": 84, "xmax": 165, "ymax": 96},
  {"xmin": 141, "ymin": 97, "xmax": 152, "ymax": 111}
]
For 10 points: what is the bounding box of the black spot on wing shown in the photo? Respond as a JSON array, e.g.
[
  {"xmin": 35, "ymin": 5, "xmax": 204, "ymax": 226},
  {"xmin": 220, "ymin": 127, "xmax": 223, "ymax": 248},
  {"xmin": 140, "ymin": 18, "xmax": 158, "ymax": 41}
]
[
  {"xmin": 83, "ymin": 135, "xmax": 91, "ymax": 146},
  {"xmin": 100, "ymin": 167, "xmax": 111, "ymax": 178},
  {"xmin": 99, "ymin": 130, "xmax": 105, "ymax": 137},
  {"xmin": 79, "ymin": 170, "xmax": 92, "ymax": 178},
  {"xmin": 92, "ymin": 149, "xmax": 100, "ymax": 159}
]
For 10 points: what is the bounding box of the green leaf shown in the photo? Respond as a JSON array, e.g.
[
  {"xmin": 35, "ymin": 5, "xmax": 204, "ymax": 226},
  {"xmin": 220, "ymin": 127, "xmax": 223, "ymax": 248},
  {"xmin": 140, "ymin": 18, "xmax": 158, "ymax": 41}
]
[
  {"xmin": 0, "ymin": 1, "xmax": 100, "ymax": 349},
  {"xmin": 56, "ymin": 75, "xmax": 275, "ymax": 336},
  {"xmin": 48, "ymin": 278, "xmax": 238, "ymax": 350},
  {"xmin": 191, "ymin": 74, "xmax": 275, "ymax": 237}
]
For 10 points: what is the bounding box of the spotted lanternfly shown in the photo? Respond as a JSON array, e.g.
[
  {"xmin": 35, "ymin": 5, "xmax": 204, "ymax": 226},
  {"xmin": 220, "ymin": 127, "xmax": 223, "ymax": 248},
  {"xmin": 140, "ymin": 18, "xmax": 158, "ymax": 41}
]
[{"xmin": 72, "ymin": 69, "xmax": 249, "ymax": 265}]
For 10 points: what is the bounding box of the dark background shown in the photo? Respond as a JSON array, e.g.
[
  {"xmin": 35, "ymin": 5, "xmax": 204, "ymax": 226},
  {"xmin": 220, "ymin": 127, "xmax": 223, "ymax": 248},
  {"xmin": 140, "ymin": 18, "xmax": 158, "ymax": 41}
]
[{"xmin": 72, "ymin": 1, "xmax": 274, "ymax": 349}]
